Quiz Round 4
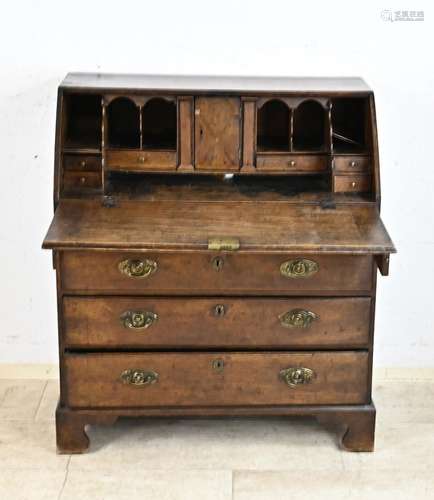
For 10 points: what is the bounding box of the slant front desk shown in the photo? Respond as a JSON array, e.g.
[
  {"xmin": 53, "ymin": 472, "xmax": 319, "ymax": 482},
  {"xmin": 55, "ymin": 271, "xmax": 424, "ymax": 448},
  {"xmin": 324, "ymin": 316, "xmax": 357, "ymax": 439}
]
[{"xmin": 43, "ymin": 74, "xmax": 395, "ymax": 453}]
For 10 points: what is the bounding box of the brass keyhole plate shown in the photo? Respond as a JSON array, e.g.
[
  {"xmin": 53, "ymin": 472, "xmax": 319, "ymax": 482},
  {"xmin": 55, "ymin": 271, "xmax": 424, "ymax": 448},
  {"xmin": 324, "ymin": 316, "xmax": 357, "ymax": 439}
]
[
  {"xmin": 212, "ymin": 359, "xmax": 225, "ymax": 372},
  {"xmin": 214, "ymin": 304, "xmax": 226, "ymax": 317},
  {"xmin": 212, "ymin": 256, "xmax": 224, "ymax": 271}
]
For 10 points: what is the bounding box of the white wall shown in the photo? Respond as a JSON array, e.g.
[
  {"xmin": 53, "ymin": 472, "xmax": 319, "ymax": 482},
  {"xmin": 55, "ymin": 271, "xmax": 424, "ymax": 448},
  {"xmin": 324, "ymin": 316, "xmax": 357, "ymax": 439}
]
[{"xmin": 0, "ymin": 0, "xmax": 432, "ymax": 366}]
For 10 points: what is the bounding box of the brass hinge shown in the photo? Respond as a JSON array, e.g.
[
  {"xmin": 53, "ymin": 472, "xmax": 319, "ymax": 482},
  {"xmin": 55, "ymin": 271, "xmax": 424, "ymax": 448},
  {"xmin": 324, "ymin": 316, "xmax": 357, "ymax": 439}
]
[{"xmin": 208, "ymin": 237, "xmax": 240, "ymax": 251}]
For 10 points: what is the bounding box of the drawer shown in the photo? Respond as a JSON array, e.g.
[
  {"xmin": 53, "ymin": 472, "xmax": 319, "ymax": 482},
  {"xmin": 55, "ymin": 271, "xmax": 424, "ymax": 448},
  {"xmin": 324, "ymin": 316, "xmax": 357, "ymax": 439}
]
[
  {"xmin": 60, "ymin": 252, "xmax": 374, "ymax": 295},
  {"xmin": 63, "ymin": 154, "xmax": 101, "ymax": 171},
  {"xmin": 256, "ymin": 154, "xmax": 328, "ymax": 173},
  {"xmin": 105, "ymin": 149, "xmax": 177, "ymax": 171},
  {"xmin": 64, "ymin": 351, "xmax": 369, "ymax": 408},
  {"xmin": 333, "ymin": 156, "xmax": 371, "ymax": 174},
  {"xmin": 62, "ymin": 171, "xmax": 102, "ymax": 192},
  {"xmin": 333, "ymin": 175, "xmax": 371, "ymax": 193},
  {"xmin": 63, "ymin": 297, "xmax": 371, "ymax": 348}
]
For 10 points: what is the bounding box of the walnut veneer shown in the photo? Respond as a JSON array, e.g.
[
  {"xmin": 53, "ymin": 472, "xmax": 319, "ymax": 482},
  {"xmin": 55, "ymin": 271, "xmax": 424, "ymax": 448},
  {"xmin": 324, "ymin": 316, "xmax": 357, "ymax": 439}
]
[{"xmin": 43, "ymin": 74, "xmax": 395, "ymax": 453}]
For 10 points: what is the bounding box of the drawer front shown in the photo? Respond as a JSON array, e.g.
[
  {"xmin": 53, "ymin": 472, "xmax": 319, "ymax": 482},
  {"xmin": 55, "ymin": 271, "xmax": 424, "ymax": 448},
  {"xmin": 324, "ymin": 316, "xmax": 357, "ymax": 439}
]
[
  {"xmin": 60, "ymin": 252, "xmax": 373, "ymax": 294},
  {"xmin": 63, "ymin": 154, "xmax": 101, "ymax": 172},
  {"xmin": 333, "ymin": 156, "xmax": 371, "ymax": 174},
  {"xmin": 256, "ymin": 154, "xmax": 328, "ymax": 173},
  {"xmin": 63, "ymin": 297, "xmax": 371, "ymax": 348},
  {"xmin": 105, "ymin": 150, "xmax": 177, "ymax": 171},
  {"xmin": 62, "ymin": 171, "xmax": 102, "ymax": 192},
  {"xmin": 333, "ymin": 175, "xmax": 371, "ymax": 193},
  {"xmin": 64, "ymin": 351, "xmax": 369, "ymax": 408}
]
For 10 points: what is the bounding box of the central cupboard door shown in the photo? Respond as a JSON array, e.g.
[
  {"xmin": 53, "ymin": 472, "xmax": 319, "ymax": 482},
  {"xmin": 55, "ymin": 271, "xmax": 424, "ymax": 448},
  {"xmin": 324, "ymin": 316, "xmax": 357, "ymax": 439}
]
[{"xmin": 195, "ymin": 97, "xmax": 241, "ymax": 171}]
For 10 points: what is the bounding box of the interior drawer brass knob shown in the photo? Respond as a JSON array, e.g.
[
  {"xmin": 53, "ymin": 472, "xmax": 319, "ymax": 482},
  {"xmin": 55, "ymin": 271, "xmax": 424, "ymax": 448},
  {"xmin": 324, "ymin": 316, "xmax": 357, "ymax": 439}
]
[
  {"xmin": 350, "ymin": 160, "xmax": 357, "ymax": 167},
  {"xmin": 118, "ymin": 258, "xmax": 157, "ymax": 278},
  {"xmin": 121, "ymin": 311, "xmax": 158, "ymax": 330},
  {"xmin": 280, "ymin": 259, "xmax": 318, "ymax": 278},
  {"xmin": 279, "ymin": 367, "xmax": 315, "ymax": 388},
  {"xmin": 120, "ymin": 369, "xmax": 159, "ymax": 386},
  {"xmin": 279, "ymin": 309, "xmax": 317, "ymax": 329}
]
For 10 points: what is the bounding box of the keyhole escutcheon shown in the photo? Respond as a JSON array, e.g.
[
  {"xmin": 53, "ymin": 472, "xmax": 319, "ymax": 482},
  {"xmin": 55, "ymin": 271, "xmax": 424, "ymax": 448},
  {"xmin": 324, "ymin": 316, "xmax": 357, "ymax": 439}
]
[
  {"xmin": 214, "ymin": 304, "xmax": 226, "ymax": 317},
  {"xmin": 212, "ymin": 256, "xmax": 224, "ymax": 271},
  {"xmin": 212, "ymin": 359, "xmax": 225, "ymax": 372}
]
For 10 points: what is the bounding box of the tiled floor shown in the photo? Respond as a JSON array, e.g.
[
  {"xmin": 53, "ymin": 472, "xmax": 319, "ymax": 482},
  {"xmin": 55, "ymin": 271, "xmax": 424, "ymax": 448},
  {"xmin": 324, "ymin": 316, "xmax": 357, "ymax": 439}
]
[{"xmin": 0, "ymin": 377, "xmax": 433, "ymax": 499}]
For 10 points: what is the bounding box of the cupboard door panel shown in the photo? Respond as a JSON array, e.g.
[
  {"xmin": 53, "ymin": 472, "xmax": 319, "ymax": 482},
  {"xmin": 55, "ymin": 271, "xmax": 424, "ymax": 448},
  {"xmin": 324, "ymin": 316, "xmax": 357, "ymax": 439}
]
[{"xmin": 195, "ymin": 97, "xmax": 240, "ymax": 171}]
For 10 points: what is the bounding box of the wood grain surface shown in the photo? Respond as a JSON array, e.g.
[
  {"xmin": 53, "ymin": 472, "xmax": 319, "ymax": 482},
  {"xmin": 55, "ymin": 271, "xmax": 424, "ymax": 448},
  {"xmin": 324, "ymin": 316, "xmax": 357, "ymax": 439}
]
[
  {"xmin": 64, "ymin": 351, "xmax": 369, "ymax": 408},
  {"xmin": 63, "ymin": 296, "xmax": 371, "ymax": 348},
  {"xmin": 58, "ymin": 251, "xmax": 374, "ymax": 294},
  {"xmin": 43, "ymin": 200, "xmax": 395, "ymax": 253}
]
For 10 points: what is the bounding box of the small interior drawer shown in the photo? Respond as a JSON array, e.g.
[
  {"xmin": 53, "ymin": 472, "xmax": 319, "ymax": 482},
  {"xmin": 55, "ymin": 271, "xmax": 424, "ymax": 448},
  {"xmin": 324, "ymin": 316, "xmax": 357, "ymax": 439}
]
[
  {"xmin": 62, "ymin": 171, "xmax": 102, "ymax": 192},
  {"xmin": 256, "ymin": 154, "xmax": 328, "ymax": 173},
  {"xmin": 63, "ymin": 154, "xmax": 101, "ymax": 171},
  {"xmin": 64, "ymin": 351, "xmax": 369, "ymax": 408},
  {"xmin": 333, "ymin": 175, "xmax": 372, "ymax": 193},
  {"xmin": 105, "ymin": 150, "xmax": 177, "ymax": 172},
  {"xmin": 333, "ymin": 156, "xmax": 371, "ymax": 173}
]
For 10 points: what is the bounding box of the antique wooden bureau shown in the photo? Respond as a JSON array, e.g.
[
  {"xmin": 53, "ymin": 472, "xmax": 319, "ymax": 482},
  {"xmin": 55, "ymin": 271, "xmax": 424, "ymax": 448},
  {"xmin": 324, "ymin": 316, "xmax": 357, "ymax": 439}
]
[{"xmin": 43, "ymin": 73, "xmax": 395, "ymax": 453}]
